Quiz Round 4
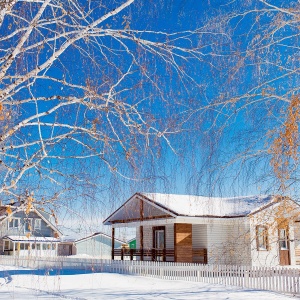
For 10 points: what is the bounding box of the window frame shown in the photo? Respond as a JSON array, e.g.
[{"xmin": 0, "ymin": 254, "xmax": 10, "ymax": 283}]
[
  {"xmin": 34, "ymin": 219, "xmax": 42, "ymax": 230},
  {"xmin": 24, "ymin": 218, "xmax": 33, "ymax": 232},
  {"xmin": 8, "ymin": 218, "xmax": 20, "ymax": 229},
  {"xmin": 4, "ymin": 240, "xmax": 10, "ymax": 250},
  {"xmin": 278, "ymin": 228, "xmax": 289, "ymax": 250},
  {"xmin": 152, "ymin": 226, "xmax": 166, "ymax": 250},
  {"xmin": 256, "ymin": 225, "xmax": 269, "ymax": 251}
]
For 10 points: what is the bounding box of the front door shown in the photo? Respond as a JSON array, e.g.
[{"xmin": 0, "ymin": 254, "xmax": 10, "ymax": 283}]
[
  {"xmin": 279, "ymin": 228, "xmax": 290, "ymax": 265},
  {"xmin": 153, "ymin": 226, "xmax": 165, "ymax": 261}
]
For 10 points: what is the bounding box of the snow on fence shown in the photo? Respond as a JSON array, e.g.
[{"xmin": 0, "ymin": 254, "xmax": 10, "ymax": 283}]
[{"xmin": 0, "ymin": 255, "xmax": 299, "ymax": 295}]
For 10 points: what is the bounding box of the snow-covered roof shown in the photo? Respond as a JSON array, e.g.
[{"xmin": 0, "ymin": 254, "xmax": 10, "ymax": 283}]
[
  {"xmin": 4, "ymin": 236, "xmax": 60, "ymax": 243},
  {"xmin": 140, "ymin": 193, "xmax": 275, "ymax": 217},
  {"xmin": 75, "ymin": 232, "xmax": 126, "ymax": 244},
  {"xmin": 103, "ymin": 192, "xmax": 290, "ymax": 225}
]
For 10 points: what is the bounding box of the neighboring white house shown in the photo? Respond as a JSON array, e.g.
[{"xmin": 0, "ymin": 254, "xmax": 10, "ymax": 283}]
[
  {"xmin": 73, "ymin": 232, "xmax": 125, "ymax": 258},
  {"xmin": 0, "ymin": 202, "xmax": 61, "ymax": 257},
  {"xmin": 104, "ymin": 192, "xmax": 300, "ymax": 266}
]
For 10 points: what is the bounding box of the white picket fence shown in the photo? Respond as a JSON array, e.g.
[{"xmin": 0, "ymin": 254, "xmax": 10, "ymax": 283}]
[{"xmin": 0, "ymin": 255, "xmax": 299, "ymax": 295}]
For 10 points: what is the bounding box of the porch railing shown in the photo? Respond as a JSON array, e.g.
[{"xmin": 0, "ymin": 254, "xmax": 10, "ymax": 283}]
[
  {"xmin": 113, "ymin": 248, "xmax": 207, "ymax": 264},
  {"xmin": 193, "ymin": 248, "xmax": 208, "ymax": 264},
  {"xmin": 113, "ymin": 248, "xmax": 174, "ymax": 262}
]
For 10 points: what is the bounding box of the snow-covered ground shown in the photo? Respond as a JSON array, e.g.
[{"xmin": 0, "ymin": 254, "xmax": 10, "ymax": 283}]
[{"xmin": 0, "ymin": 265, "xmax": 294, "ymax": 299}]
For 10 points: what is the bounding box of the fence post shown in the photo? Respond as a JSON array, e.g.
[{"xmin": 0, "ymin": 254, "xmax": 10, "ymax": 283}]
[{"xmin": 160, "ymin": 266, "xmax": 164, "ymax": 279}]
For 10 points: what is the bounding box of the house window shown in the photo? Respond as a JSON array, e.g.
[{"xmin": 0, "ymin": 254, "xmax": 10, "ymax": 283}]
[
  {"xmin": 24, "ymin": 219, "xmax": 32, "ymax": 232},
  {"xmin": 279, "ymin": 228, "xmax": 289, "ymax": 250},
  {"xmin": 256, "ymin": 225, "xmax": 269, "ymax": 250},
  {"xmin": 8, "ymin": 218, "xmax": 20, "ymax": 229},
  {"xmin": 34, "ymin": 219, "xmax": 41, "ymax": 230},
  {"xmin": 4, "ymin": 241, "xmax": 10, "ymax": 250}
]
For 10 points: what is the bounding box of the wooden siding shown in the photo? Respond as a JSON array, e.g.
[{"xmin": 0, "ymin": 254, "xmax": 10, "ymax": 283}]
[
  {"xmin": 165, "ymin": 224, "xmax": 174, "ymax": 262},
  {"xmin": 207, "ymin": 221, "xmax": 251, "ymax": 266},
  {"xmin": 174, "ymin": 223, "xmax": 192, "ymax": 263},
  {"xmin": 143, "ymin": 226, "xmax": 152, "ymax": 249},
  {"xmin": 143, "ymin": 226, "xmax": 152, "ymax": 261},
  {"xmin": 192, "ymin": 224, "xmax": 207, "ymax": 263},
  {"xmin": 192, "ymin": 224, "xmax": 207, "ymax": 248},
  {"xmin": 249, "ymin": 200, "xmax": 300, "ymax": 267},
  {"xmin": 250, "ymin": 219, "xmax": 281, "ymax": 266},
  {"xmin": 165, "ymin": 224, "xmax": 174, "ymax": 249}
]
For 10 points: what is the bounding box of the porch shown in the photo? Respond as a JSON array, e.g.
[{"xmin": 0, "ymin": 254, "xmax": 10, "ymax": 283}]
[
  {"xmin": 111, "ymin": 222, "xmax": 208, "ymax": 263},
  {"xmin": 112, "ymin": 248, "xmax": 208, "ymax": 263},
  {"xmin": 2, "ymin": 236, "xmax": 59, "ymax": 256},
  {"xmin": 105, "ymin": 193, "xmax": 209, "ymax": 264}
]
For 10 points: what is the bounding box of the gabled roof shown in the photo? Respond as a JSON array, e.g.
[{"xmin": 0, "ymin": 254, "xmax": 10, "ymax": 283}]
[
  {"xmin": 0, "ymin": 203, "xmax": 62, "ymax": 236},
  {"xmin": 103, "ymin": 192, "xmax": 299, "ymax": 225},
  {"xmin": 75, "ymin": 232, "xmax": 125, "ymax": 245}
]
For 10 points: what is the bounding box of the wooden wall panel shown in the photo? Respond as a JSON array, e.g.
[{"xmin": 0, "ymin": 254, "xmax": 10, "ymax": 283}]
[{"xmin": 174, "ymin": 223, "xmax": 192, "ymax": 263}]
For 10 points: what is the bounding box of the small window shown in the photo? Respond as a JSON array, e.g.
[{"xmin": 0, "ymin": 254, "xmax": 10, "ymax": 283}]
[
  {"xmin": 256, "ymin": 225, "xmax": 269, "ymax": 251},
  {"xmin": 25, "ymin": 219, "xmax": 32, "ymax": 232},
  {"xmin": 8, "ymin": 218, "xmax": 19, "ymax": 229},
  {"xmin": 42, "ymin": 244, "xmax": 47, "ymax": 250},
  {"xmin": 34, "ymin": 219, "xmax": 41, "ymax": 230},
  {"xmin": 4, "ymin": 241, "xmax": 9, "ymax": 250},
  {"xmin": 52, "ymin": 244, "xmax": 56, "ymax": 250},
  {"xmin": 20, "ymin": 243, "xmax": 24, "ymax": 250},
  {"xmin": 36, "ymin": 244, "xmax": 40, "ymax": 250},
  {"xmin": 32, "ymin": 243, "xmax": 36, "ymax": 250},
  {"xmin": 279, "ymin": 228, "xmax": 288, "ymax": 250}
]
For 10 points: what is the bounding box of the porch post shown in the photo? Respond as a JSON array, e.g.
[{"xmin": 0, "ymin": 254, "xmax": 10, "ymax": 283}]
[
  {"xmin": 111, "ymin": 227, "xmax": 115, "ymax": 260},
  {"xmin": 174, "ymin": 224, "xmax": 176, "ymax": 262},
  {"xmin": 140, "ymin": 226, "xmax": 143, "ymax": 261},
  {"xmin": 140, "ymin": 199, "xmax": 144, "ymax": 261}
]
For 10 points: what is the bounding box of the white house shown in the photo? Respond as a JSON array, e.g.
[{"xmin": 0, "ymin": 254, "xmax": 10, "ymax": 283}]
[
  {"xmin": 104, "ymin": 192, "xmax": 300, "ymax": 266},
  {"xmin": 0, "ymin": 202, "xmax": 61, "ymax": 257},
  {"xmin": 73, "ymin": 232, "xmax": 125, "ymax": 258}
]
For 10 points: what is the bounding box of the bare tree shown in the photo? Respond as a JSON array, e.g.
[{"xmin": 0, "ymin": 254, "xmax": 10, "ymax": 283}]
[
  {"xmin": 0, "ymin": 0, "xmax": 228, "ymax": 211},
  {"xmin": 187, "ymin": 0, "xmax": 300, "ymax": 195}
]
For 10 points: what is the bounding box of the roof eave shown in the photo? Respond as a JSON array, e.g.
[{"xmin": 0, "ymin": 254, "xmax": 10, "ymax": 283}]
[{"xmin": 103, "ymin": 192, "xmax": 178, "ymax": 225}]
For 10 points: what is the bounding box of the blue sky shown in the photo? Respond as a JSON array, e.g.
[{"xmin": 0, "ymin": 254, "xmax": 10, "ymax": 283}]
[{"xmin": 1, "ymin": 0, "xmax": 300, "ymax": 228}]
